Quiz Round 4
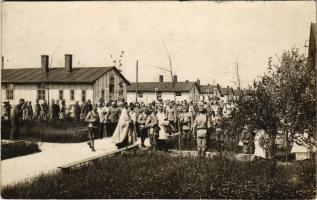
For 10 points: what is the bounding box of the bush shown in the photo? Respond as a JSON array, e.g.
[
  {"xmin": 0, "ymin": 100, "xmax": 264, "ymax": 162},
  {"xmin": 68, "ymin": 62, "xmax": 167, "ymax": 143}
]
[
  {"xmin": 1, "ymin": 120, "xmax": 89, "ymax": 143},
  {"xmin": 1, "ymin": 141, "xmax": 41, "ymax": 160},
  {"xmin": 1, "ymin": 152, "xmax": 315, "ymax": 199}
]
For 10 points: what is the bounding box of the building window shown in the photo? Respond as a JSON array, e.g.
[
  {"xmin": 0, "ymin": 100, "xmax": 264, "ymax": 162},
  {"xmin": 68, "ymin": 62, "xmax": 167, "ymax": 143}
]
[
  {"xmin": 37, "ymin": 90, "xmax": 45, "ymax": 100},
  {"xmin": 109, "ymin": 76, "xmax": 115, "ymax": 93},
  {"xmin": 101, "ymin": 89, "xmax": 105, "ymax": 97},
  {"xmin": 176, "ymin": 92, "xmax": 182, "ymax": 96},
  {"xmin": 82, "ymin": 90, "xmax": 86, "ymax": 101},
  {"xmin": 59, "ymin": 90, "xmax": 64, "ymax": 100},
  {"xmin": 70, "ymin": 90, "xmax": 75, "ymax": 100},
  {"xmin": 38, "ymin": 83, "xmax": 46, "ymax": 89},
  {"xmin": 6, "ymin": 90, "xmax": 13, "ymax": 100}
]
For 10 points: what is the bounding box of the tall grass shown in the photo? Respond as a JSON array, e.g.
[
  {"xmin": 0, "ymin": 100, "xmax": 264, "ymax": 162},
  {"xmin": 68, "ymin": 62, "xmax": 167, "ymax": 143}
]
[
  {"xmin": 1, "ymin": 120, "xmax": 88, "ymax": 143},
  {"xmin": 2, "ymin": 152, "xmax": 315, "ymax": 199}
]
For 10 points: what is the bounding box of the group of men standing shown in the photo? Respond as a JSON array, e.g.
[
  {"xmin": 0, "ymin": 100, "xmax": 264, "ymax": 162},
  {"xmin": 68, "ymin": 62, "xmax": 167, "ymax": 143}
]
[
  {"xmin": 109, "ymin": 98, "xmax": 236, "ymax": 158},
  {"xmin": 6, "ymin": 96, "xmax": 236, "ymax": 158}
]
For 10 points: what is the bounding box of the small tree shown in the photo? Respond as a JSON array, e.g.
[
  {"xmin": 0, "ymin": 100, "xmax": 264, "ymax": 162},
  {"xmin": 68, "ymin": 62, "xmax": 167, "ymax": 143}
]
[
  {"xmin": 266, "ymin": 48, "xmax": 316, "ymax": 151},
  {"xmin": 235, "ymin": 48, "xmax": 316, "ymax": 160}
]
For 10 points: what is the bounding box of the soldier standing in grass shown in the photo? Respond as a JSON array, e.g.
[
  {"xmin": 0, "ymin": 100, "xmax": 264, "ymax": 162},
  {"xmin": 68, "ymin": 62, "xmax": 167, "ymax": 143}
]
[
  {"xmin": 3, "ymin": 101, "xmax": 12, "ymax": 120},
  {"xmin": 22, "ymin": 101, "xmax": 29, "ymax": 120},
  {"xmin": 145, "ymin": 109, "xmax": 159, "ymax": 149},
  {"xmin": 193, "ymin": 106, "xmax": 212, "ymax": 158},
  {"xmin": 59, "ymin": 100, "xmax": 66, "ymax": 120},
  {"xmin": 85, "ymin": 106, "xmax": 98, "ymax": 152},
  {"xmin": 97, "ymin": 98, "xmax": 109, "ymax": 138},
  {"xmin": 73, "ymin": 101, "xmax": 81, "ymax": 122},
  {"xmin": 10, "ymin": 98, "xmax": 25, "ymax": 140},
  {"xmin": 49, "ymin": 99, "xmax": 54, "ymax": 121},
  {"xmin": 81, "ymin": 100, "xmax": 89, "ymax": 120},
  {"xmin": 33, "ymin": 99, "xmax": 40, "ymax": 121},
  {"xmin": 165, "ymin": 102, "xmax": 177, "ymax": 133},
  {"xmin": 108, "ymin": 102, "xmax": 120, "ymax": 137},
  {"xmin": 138, "ymin": 108, "xmax": 149, "ymax": 148},
  {"xmin": 133, "ymin": 102, "xmax": 142, "ymax": 137},
  {"xmin": 157, "ymin": 115, "xmax": 170, "ymax": 152},
  {"xmin": 179, "ymin": 107, "xmax": 193, "ymax": 149},
  {"xmin": 27, "ymin": 101, "xmax": 33, "ymax": 120},
  {"xmin": 39, "ymin": 101, "xmax": 47, "ymax": 121}
]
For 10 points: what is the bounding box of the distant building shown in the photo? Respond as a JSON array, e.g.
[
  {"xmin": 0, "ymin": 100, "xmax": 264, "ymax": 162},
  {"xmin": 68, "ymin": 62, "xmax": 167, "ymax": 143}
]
[
  {"xmin": 199, "ymin": 84, "xmax": 242, "ymax": 102},
  {"xmin": 199, "ymin": 84, "xmax": 221, "ymax": 101},
  {"xmin": 1, "ymin": 54, "xmax": 130, "ymax": 105},
  {"xmin": 126, "ymin": 75, "xmax": 200, "ymax": 103},
  {"xmin": 308, "ymin": 23, "xmax": 316, "ymax": 69}
]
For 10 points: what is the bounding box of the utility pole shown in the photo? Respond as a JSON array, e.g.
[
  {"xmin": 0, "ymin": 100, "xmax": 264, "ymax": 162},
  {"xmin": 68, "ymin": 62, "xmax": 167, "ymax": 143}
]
[
  {"xmin": 136, "ymin": 60, "xmax": 138, "ymax": 103},
  {"xmin": 235, "ymin": 62, "xmax": 241, "ymax": 90}
]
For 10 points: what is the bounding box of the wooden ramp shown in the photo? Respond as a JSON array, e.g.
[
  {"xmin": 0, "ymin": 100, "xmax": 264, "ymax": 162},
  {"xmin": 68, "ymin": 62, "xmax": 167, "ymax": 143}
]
[{"xmin": 58, "ymin": 143, "xmax": 139, "ymax": 174}]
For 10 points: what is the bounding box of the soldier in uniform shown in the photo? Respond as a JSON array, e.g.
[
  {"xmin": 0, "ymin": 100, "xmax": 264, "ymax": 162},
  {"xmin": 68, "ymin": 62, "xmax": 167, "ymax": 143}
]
[
  {"xmin": 193, "ymin": 106, "xmax": 212, "ymax": 158},
  {"xmin": 165, "ymin": 102, "xmax": 177, "ymax": 133},
  {"xmin": 137, "ymin": 108, "xmax": 149, "ymax": 148},
  {"xmin": 10, "ymin": 98, "xmax": 25, "ymax": 140},
  {"xmin": 33, "ymin": 99, "xmax": 41, "ymax": 122},
  {"xmin": 133, "ymin": 102, "xmax": 142, "ymax": 137},
  {"xmin": 107, "ymin": 102, "xmax": 120, "ymax": 137},
  {"xmin": 73, "ymin": 101, "xmax": 81, "ymax": 122},
  {"xmin": 179, "ymin": 107, "xmax": 193, "ymax": 149},
  {"xmin": 97, "ymin": 98, "xmax": 109, "ymax": 138},
  {"xmin": 85, "ymin": 106, "xmax": 99, "ymax": 151},
  {"xmin": 145, "ymin": 109, "xmax": 159, "ymax": 149}
]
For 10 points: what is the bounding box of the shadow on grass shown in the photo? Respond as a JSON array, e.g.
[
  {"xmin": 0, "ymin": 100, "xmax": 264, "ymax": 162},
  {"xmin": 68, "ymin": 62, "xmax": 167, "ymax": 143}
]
[
  {"xmin": 1, "ymin": 141, "xmax": 41, "ymax": 160},
  {"xmin": 1, "ymin": 120, "xmax": 89, "ymax": 143}
]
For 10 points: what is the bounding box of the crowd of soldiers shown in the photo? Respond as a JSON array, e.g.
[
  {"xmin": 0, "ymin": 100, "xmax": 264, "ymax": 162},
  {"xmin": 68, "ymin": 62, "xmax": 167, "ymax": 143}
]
[
  {"xmin": 2, "ymin": 99, "xmax": 95, "ymax": 122},
  {"xmin": 95, "ymin": 98, "xmax": 236, "ymax": 157},
  {"xmin": 3, "ymin": 97, "xmax": 237, "ymax": 157}
]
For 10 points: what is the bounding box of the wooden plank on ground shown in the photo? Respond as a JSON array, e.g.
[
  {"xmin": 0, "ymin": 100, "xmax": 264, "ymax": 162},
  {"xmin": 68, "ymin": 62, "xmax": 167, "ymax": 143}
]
[{"xmin": 58, "ymin": 143, "xmax": 139, "ymax": 173}]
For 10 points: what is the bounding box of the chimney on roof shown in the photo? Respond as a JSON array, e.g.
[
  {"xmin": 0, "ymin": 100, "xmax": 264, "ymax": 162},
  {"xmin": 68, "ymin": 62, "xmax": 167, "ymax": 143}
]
[
  {"xmin": 173, "ymin": 75, "xmax": 177, "ymax": 82},
  {"xmin": 196, "ymin": 78, "xmax": 200, "ymax": 86},
  {"xmin": 41, "ymin": 55, "xmax": 49, "ymax": 75},
  {"xmin": 1, "ymin": 56, "xmax": 4, "ymax": 69},
  {"xmin": 159, "ymin": 75, "xmax": 163, "ymax": 82},
  {"xmin": 65, "ymin": 54, "xmax": 73, "ymax": 72},
  {"xmin": 185, "ymin": 80, "xmax": 189, "ymax": 82},
  {"xmin": 207, "ymin": 83, "xmax": 210, "ymax": 86}
]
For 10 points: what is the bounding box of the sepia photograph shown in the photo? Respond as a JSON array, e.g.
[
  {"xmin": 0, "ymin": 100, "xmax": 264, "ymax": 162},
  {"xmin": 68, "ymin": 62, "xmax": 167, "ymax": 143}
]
[{"xmin": 1, "ymin": 1, "xmax": 316, "ymax": 199}]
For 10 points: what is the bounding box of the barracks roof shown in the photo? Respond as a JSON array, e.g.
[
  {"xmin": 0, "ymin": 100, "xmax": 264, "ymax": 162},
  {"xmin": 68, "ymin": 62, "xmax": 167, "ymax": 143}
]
[
  {"xmin": 199, "ymin": 85, "xmax": 217, "ymax": 93},
  {"xmin": 200, "ymin": 84, "xmax": 242, "ymax": 96},
  {"xmin": 127, "ymin": 82, "xmax": 199, "ymax": 92},
  {"xmin": 1, "ymin": 67, "xmax": 130, "ymax": 84}
]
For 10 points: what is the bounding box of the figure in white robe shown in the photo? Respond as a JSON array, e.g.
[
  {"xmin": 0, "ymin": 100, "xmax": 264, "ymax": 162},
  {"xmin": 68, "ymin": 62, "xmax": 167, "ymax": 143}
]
[{"xmin": 112, "ymin": 108, "xmax": 133, "ymax": 148}]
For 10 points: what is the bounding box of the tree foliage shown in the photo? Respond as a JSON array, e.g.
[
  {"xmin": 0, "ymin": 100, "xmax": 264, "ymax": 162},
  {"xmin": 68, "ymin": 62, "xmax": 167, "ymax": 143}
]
[{"xmin": 235, "ymin": 48, "xmax": 316, "ymax": 158}]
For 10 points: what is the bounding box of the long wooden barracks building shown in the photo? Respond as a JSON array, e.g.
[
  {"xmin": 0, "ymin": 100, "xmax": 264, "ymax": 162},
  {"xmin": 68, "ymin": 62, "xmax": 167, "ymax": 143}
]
[{"xmin": 1, "ymin": 54, "xmax": 130, "ymax": 105}]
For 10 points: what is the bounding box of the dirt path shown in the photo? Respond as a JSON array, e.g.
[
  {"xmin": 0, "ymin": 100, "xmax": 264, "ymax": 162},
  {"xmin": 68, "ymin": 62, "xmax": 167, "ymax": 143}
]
[{"xmin": 1, "ymin": 138, "xmax": 147, "ymax": 187}]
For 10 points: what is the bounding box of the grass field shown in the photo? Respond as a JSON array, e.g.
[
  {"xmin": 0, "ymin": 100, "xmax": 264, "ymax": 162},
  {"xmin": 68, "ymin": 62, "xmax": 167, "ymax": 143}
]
[{"xmin": 1, "ymin": 151, "xmax": 315, "ymax": 199}]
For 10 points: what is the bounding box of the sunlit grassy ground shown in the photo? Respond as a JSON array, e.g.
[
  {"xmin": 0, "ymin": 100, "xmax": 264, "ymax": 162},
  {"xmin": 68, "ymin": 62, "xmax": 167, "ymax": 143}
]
[{"xmin": 2, "ymin": 151, "xmax": 316, "ymax": 199}]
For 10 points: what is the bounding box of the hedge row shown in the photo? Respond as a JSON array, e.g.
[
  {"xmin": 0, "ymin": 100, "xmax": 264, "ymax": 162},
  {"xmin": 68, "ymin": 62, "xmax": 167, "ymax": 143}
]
[
  {"xmin": 1, "ymin": 141, "xmax": 41, "ymax": 160},
  {"xmin": 1, "ymin": 120, "xmax": 88, "ymax": 143}
]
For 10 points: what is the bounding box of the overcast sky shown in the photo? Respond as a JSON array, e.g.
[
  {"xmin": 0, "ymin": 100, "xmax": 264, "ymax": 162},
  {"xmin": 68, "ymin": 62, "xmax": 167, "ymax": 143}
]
[{"xmin": 2, "ymin": 1, "xmax": 316, "ymax": 88}]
